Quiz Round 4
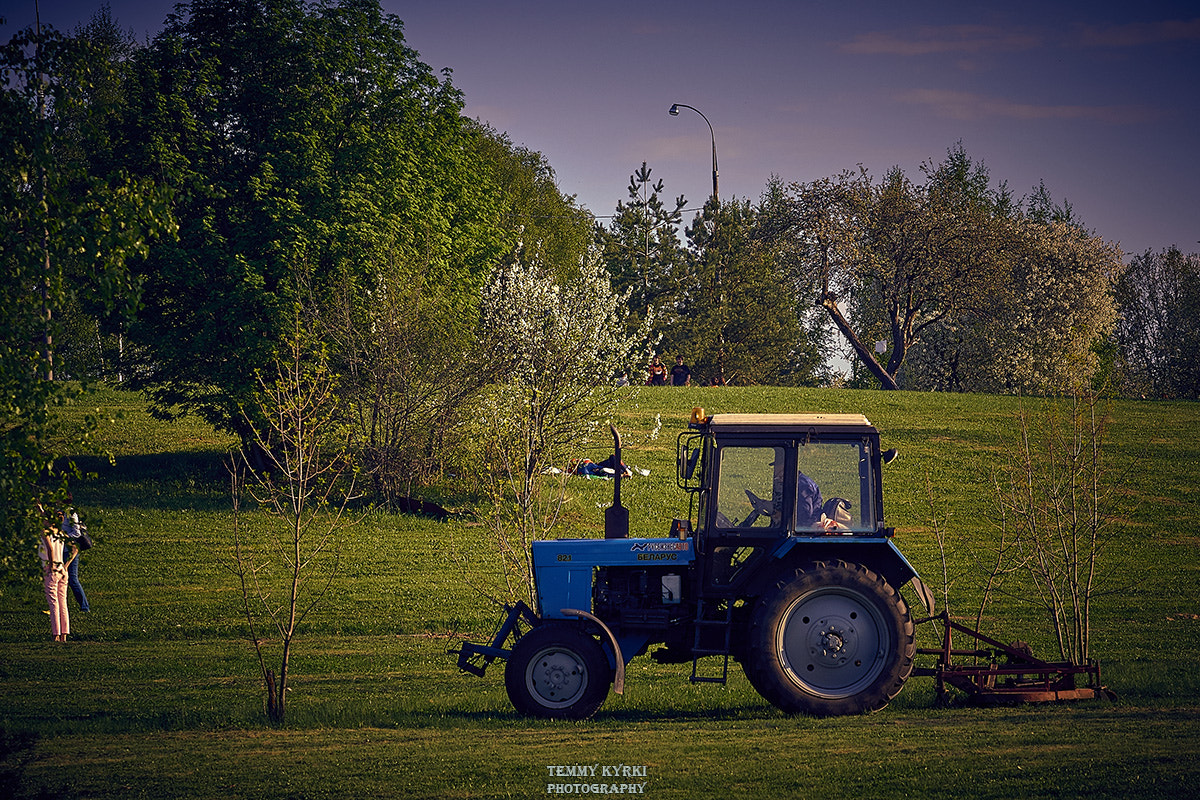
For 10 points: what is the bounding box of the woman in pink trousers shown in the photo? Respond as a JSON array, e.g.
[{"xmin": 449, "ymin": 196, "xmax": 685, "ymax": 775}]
[{"xmin": 37, "ymin": 505, "xmax": 77, "ymax": 642}]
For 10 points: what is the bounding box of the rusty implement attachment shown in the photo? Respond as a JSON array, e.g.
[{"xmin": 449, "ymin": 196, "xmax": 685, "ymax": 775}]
[
  {"xmin": 914, "ymin": 611, "xmax": 1113, "ymax": 705},
  {"xmin": 452, "ymin": 601, "xmax": 538, "ymax": 677}
]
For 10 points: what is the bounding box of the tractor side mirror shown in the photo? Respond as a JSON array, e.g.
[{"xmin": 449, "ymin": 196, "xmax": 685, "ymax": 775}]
[{"xmin": 677, "ymin": 433, "xmax": 703, "ymax": 490}]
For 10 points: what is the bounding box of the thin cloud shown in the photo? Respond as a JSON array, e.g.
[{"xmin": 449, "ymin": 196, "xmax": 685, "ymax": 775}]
[
  {"xmin": 1075, "ymin": 18, "xmax": 1200, "ymax": 47},
  {"xmin": 845, "ymin": 18, "xmax": 1200, "ymax": 57},
  {"xmin": 898, "ymin": 89, "xmax": 1153, "ymax": 124},
  {"xmin": 841, "ymin": 24, "xmax": 1041, "ymax": 56}
]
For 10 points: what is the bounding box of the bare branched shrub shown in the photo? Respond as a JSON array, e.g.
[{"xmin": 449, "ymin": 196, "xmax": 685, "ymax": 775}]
[
  {"xmin": 226, "ymin": 328, "xmax": 359, "ymax": 723},
  {"xmin": 920, "ymin": 470, "xmax": 954, "ymax": 614},
  {"xmin": 321, "ymin": 261, "xmax": 494, "ymax": 506},
  {"xmin": 986, "ymin": 389, "xmax": 1119, "ymax": 664}
]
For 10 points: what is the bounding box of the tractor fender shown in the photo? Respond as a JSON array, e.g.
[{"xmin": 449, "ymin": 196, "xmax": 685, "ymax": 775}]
[
  {"xmin": 769, "ymin": 537, "xmax": 932, "ymax": 614},
  {"xmin": 561, "ymin": 608, "xmax": 626, "ymax": 695}
]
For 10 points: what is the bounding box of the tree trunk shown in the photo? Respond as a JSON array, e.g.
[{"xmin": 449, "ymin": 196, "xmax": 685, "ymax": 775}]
[
  {"xmin": 821, "ymin": 295, "xmax": 899, "ymax": 390},
  {"xmin": 265, "ymin": 668, "xmax": 282, "ymax": 723}
]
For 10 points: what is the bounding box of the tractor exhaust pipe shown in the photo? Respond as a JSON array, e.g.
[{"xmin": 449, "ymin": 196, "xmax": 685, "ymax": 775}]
[{"xmin": 604, "ymin": 424, "xmax": 629, "ymax": 539}]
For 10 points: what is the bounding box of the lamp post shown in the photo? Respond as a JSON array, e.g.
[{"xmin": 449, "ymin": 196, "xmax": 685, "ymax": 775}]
[{"xmin": 668, "ymin": 103, "xmax": 718, "ymax": 203}]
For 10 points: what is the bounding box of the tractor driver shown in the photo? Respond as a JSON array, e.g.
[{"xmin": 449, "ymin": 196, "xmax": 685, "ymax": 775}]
[
  {"xmin": 797, "ymin": 472, "xmax": 823, "ymax": 527},
  {"xmin": 797, "ymin": 472, "xmax": 853, "ymax": 532}
]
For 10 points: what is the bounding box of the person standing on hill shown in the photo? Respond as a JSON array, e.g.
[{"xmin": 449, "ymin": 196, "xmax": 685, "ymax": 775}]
[
  {"xmin": 648, "ymin": 356, "xmax": 668, "ymax": 385},
  {"xmin": 61, "ymin": 504, "xmax": 90, "ymax": 612},
  {"xmin": 671, "ymin": 356, "xmax": 691, "ymax": 386}
]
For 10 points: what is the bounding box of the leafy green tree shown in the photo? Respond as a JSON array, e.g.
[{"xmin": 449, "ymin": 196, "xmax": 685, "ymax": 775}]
[
  {"xmin": 1, "ymin": 22, "xmax": 173, "ymax": 586},
  {"xmin": 764, "ymin": 166, "xmax": 1001, "ymax": 389},
  {"xmin": 117, "ymin": 0, "xmax": 507, "ymax": 451},
  {"xmin": 764, "ymin": 147, "xmax": 1071, "ymax": 391},
  {"xmin": 316, "ymin": 126, "xmax": 592, "ymax": 502},
  {"xmin": 662, "ymin": 198, "xmax": 805, "ymax": 385},
  {"xmin": 854, "ymin": 161, "xmax": 1011, "ymax": 390},
  {"xmin": 58, "ymin": 9, "xmax": 146, "ymax": 383},
  {"xmin": 473, "ymin": 124, "xmax": 593, "ymax": 278}
]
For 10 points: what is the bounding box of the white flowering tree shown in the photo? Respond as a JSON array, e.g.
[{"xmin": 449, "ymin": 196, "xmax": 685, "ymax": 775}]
[
  {"xmin": 472, "ymin": 251, "xmax": 649, "ymax": 607},
  {"xmin": 893, "ymin": 220, "xmax": 1122, "ymax": 394},
  {"xmin": 1115, "ymin": 246, "xmax": 1200, "ymax": 398},
  {"xmin": 993, "ymin": 222, "xmax": 1122, "ymax": 393},
  {"xmin": 913, "ymin": 221, "xmax": 1120, "ymax": 395}
]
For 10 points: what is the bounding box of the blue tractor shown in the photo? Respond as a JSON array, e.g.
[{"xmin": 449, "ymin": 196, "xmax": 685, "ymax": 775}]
[{"xmin": 454, "ymin": 408, "xmax": 932, "ymax": 718}]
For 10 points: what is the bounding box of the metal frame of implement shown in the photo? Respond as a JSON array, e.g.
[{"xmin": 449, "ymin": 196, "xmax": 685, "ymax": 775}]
[{"xmin": 914, "ymin": 611, "xmax": 1113, "ymax": 704}]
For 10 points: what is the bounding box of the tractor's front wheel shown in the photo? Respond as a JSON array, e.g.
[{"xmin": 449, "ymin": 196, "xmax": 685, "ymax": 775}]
[
  {"xmin": 744, "ymin": 560, "xmax": 914, "ymax": 716},
  {"xmin": 505, "ymin": 622, "xmax": 612, "ymax": 720}
]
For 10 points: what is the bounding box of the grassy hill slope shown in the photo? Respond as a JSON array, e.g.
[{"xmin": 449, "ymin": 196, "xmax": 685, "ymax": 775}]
[{"xmin": 1, "ymin": 386, "xmax": 1197, "ymax": 799}]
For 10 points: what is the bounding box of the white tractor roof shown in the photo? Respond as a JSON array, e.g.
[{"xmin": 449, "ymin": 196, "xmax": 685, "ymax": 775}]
[{"xmin": 707, "ymin": 413, "xmax": 873, "ymax": 429}]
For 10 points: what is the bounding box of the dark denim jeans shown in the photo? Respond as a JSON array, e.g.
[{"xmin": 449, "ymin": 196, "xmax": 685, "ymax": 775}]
[{"xmin": 66, "ymin": 553, "xmax": 89, "ymax": 611}]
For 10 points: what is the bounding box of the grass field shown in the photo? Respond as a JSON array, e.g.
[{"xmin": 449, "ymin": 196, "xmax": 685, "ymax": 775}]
[{"xmin": 2, "ymin": 385, "xmax": 1198, "ymax": 799}]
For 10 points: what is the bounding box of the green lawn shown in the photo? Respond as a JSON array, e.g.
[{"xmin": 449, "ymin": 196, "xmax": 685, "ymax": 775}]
[{"xmin": 2, "ymin": 385, "xmax": 1198, "ymax": 799}]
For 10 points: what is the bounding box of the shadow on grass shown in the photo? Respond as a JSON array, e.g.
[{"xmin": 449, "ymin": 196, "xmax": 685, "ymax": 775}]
[
  {"xmin": 66, "ymin": 450, "xmax": 232, "ymax": 513},
  {"xmin": 65, "ymin": 450, "xmax": 474, "ymax": 520},
  {"xmin": 380, "ymin": 702, "xmax": 786, "ymax": 729},
  {"xmin": 0, "ymin": 728, "xmax": 42, "ymax": 799}
]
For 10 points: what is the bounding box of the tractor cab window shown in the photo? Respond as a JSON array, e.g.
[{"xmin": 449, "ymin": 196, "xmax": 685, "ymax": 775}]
[
  {"xmin": 794, "ymin": 441, "xmax": 877, "ymax": 533},
  {"xmin": 715, "ymin": 446, "xmax": 784, "ymax": 530}
]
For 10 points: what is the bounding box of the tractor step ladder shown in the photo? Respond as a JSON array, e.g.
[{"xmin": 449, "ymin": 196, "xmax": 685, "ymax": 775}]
[{"xmin": 690, "ymin": 597, "xmax": 733, "ymax": 684}]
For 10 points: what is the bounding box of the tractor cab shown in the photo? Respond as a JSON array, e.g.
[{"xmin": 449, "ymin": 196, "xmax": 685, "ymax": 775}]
[{"xmin": 677, "ymin": 409, "xmax": 909, "ymax": 596}]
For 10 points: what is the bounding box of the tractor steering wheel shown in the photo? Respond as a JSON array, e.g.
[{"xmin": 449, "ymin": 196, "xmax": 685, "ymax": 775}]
[{"xmin": 742, "ymin": 488, "xmax": 774, "ymax": 527}]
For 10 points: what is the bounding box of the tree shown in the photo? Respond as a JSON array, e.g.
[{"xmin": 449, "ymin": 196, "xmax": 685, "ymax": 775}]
[
  {"xmin": 1115, "ymin": 246, "xmax": 1200, "ymax": 399},
  {"xmin": 764, "ymin": 146, "xmax": 1122, "ymax": 393},
  {"xmin": 227, "ymin": 321, "xmax": 358, "ymax": 724},
  {"xmin": 118, "ymin": 0, "xmax": 508, "ymax": 450},
  {"xmin": 594, "ymin": 162, "xmax": 687, "ymax": 328},
  {"xmin": 662, "ymin": 198, "xmax": 805, "ymax": 385},
  {"xmin": 319, "ymin": 125, "xmax": 594, "ymax": 504},
  {"xmin": 55, "ymin": 9, "xmax": 146, "ymax": 384},
  {"xmin": 471, "ymin": 250, "xmax": 647, "ymax": 608},
  {"xmin": 1, "ymin": 21, "xmax": 172, "ymax": 587},
  {"xmin": 899, "ymin": 191, "xmax": 1122, "ymax": 395},
  {"xmin": 981, "ymin": 221, "xmax": 1121, "ymax": 394},
  {"xmin": 764, "ymin": 161, "xmax": 1010, "ymax": 390},
  {"xmin": 472, "ymin": 124, "xmax": 593, "ymax": 278}
]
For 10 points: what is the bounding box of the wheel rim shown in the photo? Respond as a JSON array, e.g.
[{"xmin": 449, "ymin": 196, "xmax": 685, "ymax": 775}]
[
  {"xmin": 524, "ymin": 646, "xmax": 589, "ymax": 709},
  {"xmin": 776, "ymin": 587, "xmax": 892, "ymax": 698}
]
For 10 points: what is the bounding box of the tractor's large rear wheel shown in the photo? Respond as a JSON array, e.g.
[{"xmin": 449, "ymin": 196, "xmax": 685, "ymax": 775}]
[
  {"xmin": 505, "ymin": 622, "xmax": 612, "ymax": 720},
  {"xmin": 744, "ymin": 560, "xmax": 914, "ymax": 716}
]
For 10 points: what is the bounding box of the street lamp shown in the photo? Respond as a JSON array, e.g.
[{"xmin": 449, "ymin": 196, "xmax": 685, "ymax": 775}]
[{"xmin": 668, "ymin": 103, "xmax": 718, "ymax": 203}]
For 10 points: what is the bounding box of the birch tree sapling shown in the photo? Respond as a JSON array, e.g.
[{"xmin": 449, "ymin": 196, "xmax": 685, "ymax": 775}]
[{"xmin": 227, "ymin": 327, "xmax": 358, "ymax": 723}]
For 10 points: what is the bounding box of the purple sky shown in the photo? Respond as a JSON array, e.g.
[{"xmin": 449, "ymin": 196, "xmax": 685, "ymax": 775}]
[{"xmin": 5, "ymin": 1, "xmax": 1198, "ymax": 256}]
